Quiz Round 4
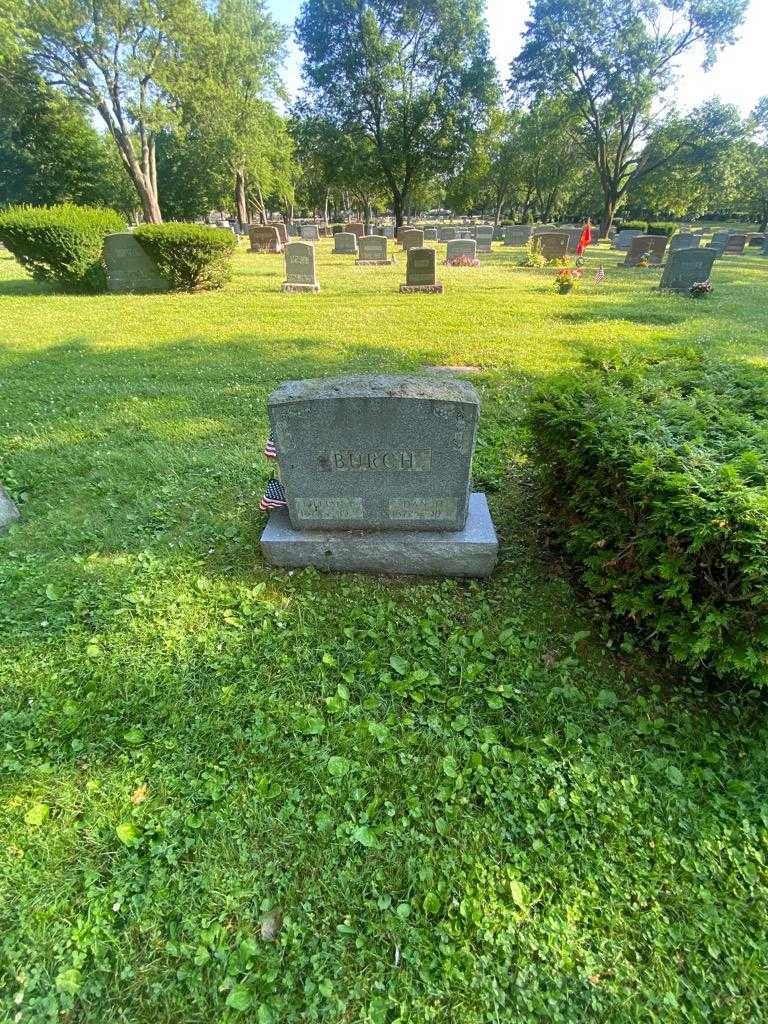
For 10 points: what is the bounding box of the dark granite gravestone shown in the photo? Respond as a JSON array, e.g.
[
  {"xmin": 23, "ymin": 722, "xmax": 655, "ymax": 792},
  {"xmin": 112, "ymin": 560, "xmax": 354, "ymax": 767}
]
[
  {"xmin": 723, "ymin": 233, "xmax": 747, "ymax": 255},
  {"xmin": 260, "ymin": 375, "xmax": 498, "ymax": 576},
  {"xmin": 0, "ymin": 483, "xmax": 19, "ymax": 534},
  {"xmin": 249, "ymin": 225, "xmax": 282, "ymax": 253},
  {"xmin": 504, "ymin": 225, "xmax": 533, "ymax": 246},
  {"xmin": 282, "ymin": 241, "xmax": 320, "ymax": 293},
  {"xmin": 659, "ymin": 246, "xmax": 717, "ymax": 292},
  {"xmin": 356, "ymin": 235, "xmax": 395, "ymax": 265},
  {"xmin": 624, "ymin": 234, "xmax": 667, "ymax": 267},
  {"xmin": 709, "ymin": 230, "xmax": 730, "ymax": 255},
  {"xmin": 400, "ymin": 228, "xmax": 425, "ymax": 251},
  {"xmin": 275, "ymin": 223, "xmax": 289, "ymax": 245},
  {"xmin": 763, "ymin": 238, "xmax": 768, "ymax": 257},
  {"xmin": 299, "ymin": 224, "xmax": 320, "ymax": 242},
  {"xmin": 333, "ymin": 231, "xmax": 358, "ymax": 255},
  {"xmin": 344, "ymin": 221, "xmax": 365, "ymax": 238},
  {"xmin": 669, "ymin": 232, "xmax": 700, "ymax": 252},
  {"xmin": 400, "ymin": 247, "xmax": 443, "ymax": 293},
  {"xmin": 103, "ymin": 233, "xmax": 168, "ymax": 293},
  {"xmin": 534, "ymin": 231, "xmax": 569, "ymax": 260},
  {"xmin": 446, "ymin": 239, "xmax": 477, "ymax": 262},
  {"xmin": 747, "ymin": 233, "xmax": 765, "ymax": 248}
]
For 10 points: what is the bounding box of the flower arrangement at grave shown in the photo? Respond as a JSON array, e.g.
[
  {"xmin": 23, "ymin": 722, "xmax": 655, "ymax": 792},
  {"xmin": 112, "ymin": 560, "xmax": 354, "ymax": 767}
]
[
  {"xmin": 637, "ymin": 250, "xmax": 654, "ymax": 268},
  {"xmin": 519, "ymin": 237, "xmax": 547, "ymax": 267},
  {"xmin": 445, "ymin": 254, "xmax": 480, "ymax": 268},
  {"xmin": 689, "ymin": 279, "xmax": 713, "ymax": 298},
  {"xmin": 554, "ymin": 267, "xmax": 582, "ymax": 293}
]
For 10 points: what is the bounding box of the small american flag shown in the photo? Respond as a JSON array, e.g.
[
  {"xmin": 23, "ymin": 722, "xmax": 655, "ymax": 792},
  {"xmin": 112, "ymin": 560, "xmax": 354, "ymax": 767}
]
[
  {"xmin": 595, "ymin": 265, "xmax": 606, "ymax": 284},
  {"xmin": 259, "ymin": 477, "xmax": 287, "ymax": 511},
  {"xmin": 264, "ymin": 431, "xmax": 278, "ymax": 459}
]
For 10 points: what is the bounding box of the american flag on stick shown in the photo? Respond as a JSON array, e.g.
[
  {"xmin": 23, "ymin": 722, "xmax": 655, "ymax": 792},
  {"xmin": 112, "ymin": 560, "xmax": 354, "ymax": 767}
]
[
  {"xmin": 595, "ymin": 265, "xmax": 606, "ymax": 284},
  {"xmin": 264, "ymin": 431, "xmax": 278, "ymax": 459},
  {"xmin": 259, "ymin": 477, "xmax": 287, "ymax": 511}
]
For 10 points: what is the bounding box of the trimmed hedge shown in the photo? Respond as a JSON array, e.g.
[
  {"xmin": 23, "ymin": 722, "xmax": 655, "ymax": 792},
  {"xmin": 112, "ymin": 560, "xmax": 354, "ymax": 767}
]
[
  {"xmin": 0, "ymin": 203, "xmax": 125, "ymax": 291},
  {"xmin": 648, "ymin": 221, "xmax": 678, "ymax": 238},
  {"xmin": 528, "ymin": 353, "xmax": 768, "ymax": 687},
  {"xmin": 619, "ymin": 220, "xmax": 647, "ymax": 232},
  {"xmin": 133, "ymin": 223, "xmax": 237, "ymax": 291}
]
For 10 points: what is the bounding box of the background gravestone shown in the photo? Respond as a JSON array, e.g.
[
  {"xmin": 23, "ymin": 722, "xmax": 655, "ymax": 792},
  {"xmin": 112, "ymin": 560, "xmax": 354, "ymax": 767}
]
[
  {"xmin": 401, "ymin": 228, "xmax": 424, "ymax": 251},
  {"xmin": 300, "ymin": 224, "xmax": 320, "ymax": 242},
  {"xmin": 0, "ymin": 483, "xmax": 19, "ymax": 534},
  {"xmin": 475, "ymin": 226, "xmax": 493, "ymax": 253},
  {"xmin": 624, "ymin": 234, "xmax": 667, "ymax": 267},
  {"xmin": 104, "ymin": 233, "xmax": 168, "ymax": 293},
  {"xmin": 344, "ymin": 222, "xmax": 365, "ymax": 238},
  {"xmin": 334, "ymin": 231, "xmax": 358, "ymax": 255},
  {"xmin": 660, "ymin": 247, "xmax": 717, "ymax": 292},
  {"xmin": 446, "ymin": 239, "xmax": 477, "ymax": 262},
  {"xmin": 723, "ymin": 234, "xmax": 747, "ymax": 255},
  {"xmin": 423, "ymin": 227, "xmax": 438, "ymax": 241},
  {"xmin": 669, "ymin": 232, "xmax": 700, "ymax": 252},
  {"xmin": 282, "ymin": 241, "xmax": 320, "ymax": 293},
  {"xmin": 274, "ymin": 223, "xmax": 288, "ymax": 245},
  {"xmin": 357, "ymin": 235, "xmax": 395, "ymax": 265},
  {"xmin": 709, "ymin": 230, "xmax": 730, "ymax": 255},
  {"xmin": 534, "ymin": 231, "xmax": 569, "ymax": 260},
  {"xmin": 505, "ymin": 225, "xmax": 533, "ymax": 246},
  {"xmin": 249, "ymin": 225, "xmax": 282, "ymax": 253},
  {"xmin": 401, "ymin": 247, "xmax": 443, "ymax": 293},
  {"xmin": 612, "ymin": 229, "xmax": 643, "ymax": 251},
  {"xmin": 763, "ymin": 238, "xmax": 768, "ymax": 257}
]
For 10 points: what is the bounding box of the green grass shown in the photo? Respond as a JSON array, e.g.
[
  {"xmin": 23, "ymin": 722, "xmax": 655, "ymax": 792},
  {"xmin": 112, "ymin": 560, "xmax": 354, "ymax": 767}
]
[{"xmin": 2, "ymin": 239, "xmax": 768, "ymax": 1023}]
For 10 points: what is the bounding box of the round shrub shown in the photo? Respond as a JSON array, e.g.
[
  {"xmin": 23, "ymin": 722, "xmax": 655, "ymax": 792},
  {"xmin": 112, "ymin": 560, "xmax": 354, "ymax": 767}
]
[
  {"xmin": 132, "ymin": 224, "xmax": 237, "ymax": 291},
  {"xmin": 0, "ymin": 203, "xmax": 125, "ymax": 291},
  {"xmin": 528, "ymin": 353, "xmax": 768, "ymax": 687}
]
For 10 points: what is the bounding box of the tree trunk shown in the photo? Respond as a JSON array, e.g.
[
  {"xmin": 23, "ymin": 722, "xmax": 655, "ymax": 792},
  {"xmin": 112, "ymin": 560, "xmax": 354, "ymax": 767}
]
[
  {"xmin": 392, "ymin": 191, "xmax": 404, "ymax": 230},
  {"xmin": 255, "ymin": 181, "xmax": 266, "ymax": 224},
  {"xmin": 324, "ymin": 189, "xmax": 330, "ymax": 225},
  {"xmin": 235, "ymin": 169, "xmax": 248, "ymax": 227},
  {"xmin": 600, "ymin": 192, "xmax": 619, "ymax": 238},
  {"xmin": 363, "ymin": 198, "xmax": 372, "ymax": 230}
]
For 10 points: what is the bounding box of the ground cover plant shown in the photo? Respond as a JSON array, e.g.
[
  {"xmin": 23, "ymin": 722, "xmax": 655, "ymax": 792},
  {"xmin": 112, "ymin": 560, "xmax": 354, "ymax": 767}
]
[
  {"xmin": 2, "ymin": 238, "xmax": 768, "ymax": 1022},
  {"xmin": 529, "ymin": 352, "xmax": 768, "ymax": 686},
  {"xmin": 0, "ymin": 204, "xmax": 124, "ymax": 292}
]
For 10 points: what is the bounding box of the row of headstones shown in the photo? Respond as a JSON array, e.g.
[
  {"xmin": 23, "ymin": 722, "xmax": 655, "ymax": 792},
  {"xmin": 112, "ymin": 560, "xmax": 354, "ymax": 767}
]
[
  {"xmin": 280, "ymin": 240, "xmax": 445, "ymax": 293},
  {"xmin": 614, "ymin": 228, "xmax": 767, "ymax": 256},
  {"xmin": 499, "ymin": 224, "xmax": 600, "ymax": 250}
]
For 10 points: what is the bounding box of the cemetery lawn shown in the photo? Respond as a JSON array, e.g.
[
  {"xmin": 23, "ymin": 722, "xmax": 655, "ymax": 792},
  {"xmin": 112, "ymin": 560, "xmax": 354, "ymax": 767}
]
[{"xmin": 3, "ymin": 239, "xmax": 768, "ymax": 1023}]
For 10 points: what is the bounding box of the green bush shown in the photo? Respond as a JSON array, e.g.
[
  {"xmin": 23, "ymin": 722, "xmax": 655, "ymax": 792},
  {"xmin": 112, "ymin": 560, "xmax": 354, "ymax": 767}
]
[
  {"xmin": 528, "ymin": 352, "xmax": 768, "ymax": 687},
  {"xmin": 619, "ymin": 220, "xmax": 647, "ymax": 232},
  {"xmin": 133, "ymin": 223, "xmax": 237, "ymax": 291},
  {"xmin": 0, "ymin": 203, "xmax": 124, "ymax": 291},
  {"xmin": 648, "ymin": 221, "xmax": 678, "ymax": 237}
]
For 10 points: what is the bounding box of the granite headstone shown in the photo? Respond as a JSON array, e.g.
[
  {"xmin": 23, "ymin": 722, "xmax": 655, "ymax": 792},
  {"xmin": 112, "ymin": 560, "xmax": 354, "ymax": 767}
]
[
  {"xmin": 0, "ymin": 483, "xmax": 19, "ymax": 534},
  {"xmin": 282, "ymin": 241, "xmax": 320, "ymax": 293},
  {"xmin": 104, "ymin": 233, "xmax": 168, "ymax": 293},
  {"xmin": 659, "ymin": 246, "xmax": 717, "ymax": 292},
  {"xmin": 334, "ymin": 231, "xmax": 358, "ymax": 255},
  {"xmin": 356, "ymin": 235, "xmax": 395, "ymax": 265},
  {"xmin": 400, "ymin": 247, "xmax": 443, "ymax": 293}
]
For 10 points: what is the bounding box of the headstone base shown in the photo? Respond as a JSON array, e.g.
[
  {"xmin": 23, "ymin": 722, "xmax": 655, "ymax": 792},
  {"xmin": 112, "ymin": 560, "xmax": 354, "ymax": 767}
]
[
  {"xmin": 356, "ymin": 259, "xmax": 396, "ymax": 266},
  {"xmin": 0, "ymin": 484, "xmax": 20, "ymax": 534},
  {"xmin": 281, "ymin": 282, "xmax": 320, "ymax": 293},
  {"xmin": 261, "ymin": 492, "xmax": 497, "ymax": 578},
  {"xmin": 399, "ymin": 284, "xmax": 443, "ymax": 294}
]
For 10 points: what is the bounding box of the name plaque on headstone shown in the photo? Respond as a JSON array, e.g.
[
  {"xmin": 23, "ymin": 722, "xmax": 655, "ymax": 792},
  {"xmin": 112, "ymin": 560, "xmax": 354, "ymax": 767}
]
[
  {"xmin": 104, "ymin": 233, "xmax": 168, "ymax": 293},
  {"xmin": 268, "ymin": 375, "xmax": 478, "ymax": 531},
  {"xmin": 356, "ymin": 235, "xmax": 395, "ymax": 265}
]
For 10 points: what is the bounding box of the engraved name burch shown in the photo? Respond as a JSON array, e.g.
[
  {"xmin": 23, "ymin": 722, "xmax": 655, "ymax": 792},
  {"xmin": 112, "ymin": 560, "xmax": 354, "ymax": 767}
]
[{"xmin": 319, "ymin": 449, "xmax": 432, "ymax": 471}]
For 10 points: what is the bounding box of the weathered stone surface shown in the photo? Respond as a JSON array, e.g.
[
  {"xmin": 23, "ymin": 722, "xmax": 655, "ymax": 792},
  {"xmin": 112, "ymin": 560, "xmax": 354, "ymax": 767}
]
[
  {"xmin": 104, "ymin": 233, "xmax": 168, "ymax": 293},
  {"xmin": 333, "ymin": 231, "xmax": 358, "ymax": 255},
  {"xmin": 660, "ymin": 246, "xmax": 717, "ymax": 292},
  {"xmin": 533, "ymin": 231, "xmax": 569, "ymax": 260},
  {"xmin": 356, "ymin": 235, "xmax": 394, "ymax": 265},
  {"xmin": 267, "ymin": 374, "xmax": 479, "ymax": 532},
  {"xmin": 504, "ymin": 225, "xmax": 533, "ymax": 246},
  {"xmin": 423, "ymin": 227, "xmax": 438, "ymax": 241},
  {"xmin": 381, "ymin": 225, "xmax": 395, "ymax": 239},
  {"xmin": 446, "ymin": 239, "xmax": 477, "ymax": 262},
  {"xmin": 344, "ymin": 221, "xmax": 365, "ymax": 238},
  {"xmin": 438, "ymin": 226, "xmax": 459, "ymax": 242},
  {"xmin": 261, "ymin": 492, "xmax": 497, "ymax": 577},
  {"xmin": 612, "ymin": 229, "xmax": 643, "ymax": 251},
  {"xmin": 400, "ymin": 247, "xmax": 442, "ymax": 292},
  {"xmin": 0, "ymin": 483, "xmax": 19, "ymax": 534},
  {"xmin": 249, "ymin": 225, "xmax": 282, "ymax": 253},
  {"xmin": 624, "ymin": 234, "xmax": 667, "ymax": 267},
  {"xmin": 747, "ymin": 233, "xmax": 765, "ymax": 247},
  {"xmin": 709, "ymin": 230, "xmax": 730, "ymax": 254},
  {"xmin": 763, "ymin": 238, "xmax": 768, "ymax": 257},
  {"xmin": 299, "ymin": 224, "xmax": 320, "ymax": 242},
  {"xmin": 475, "ymin": 226, "xmax": 493, "ymax": 252},
  {"xmin": 282, "ymin": 241, "xmax": 319, "ymax": 293},
  {"xmin": 669, "ymin": 232, "xmax": 700, "ymax": 252},
  {"xmin": 723, "ymin": 233, "xmax": 747, "ymax": 255},
  {"xmin": 274, "ymin": 223, "xmax": 288, "ymax": 245},
  {"xmin": 400, "ymin": 228, "xmax": 424, "ymax": 251}
]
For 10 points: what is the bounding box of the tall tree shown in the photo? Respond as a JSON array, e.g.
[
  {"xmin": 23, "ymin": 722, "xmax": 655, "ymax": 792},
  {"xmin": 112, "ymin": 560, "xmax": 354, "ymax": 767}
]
[
  {"xmin": 738, "ymin": 98, "xmax": 768, "ymax": 231},
  {"xmin": 510, "ymin": 0, "xmax": 748, "ymax": 235},
  {"xmin": 296, "ymin": 0, "xmax": 497, "ymax": 228},
  {"xmin": 22, "ymin": 0, "xmax": 205, "ymax": 222},
  {"xmin": 0, "ymin": 58, "xmax": 134, "ymax": 211}
]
